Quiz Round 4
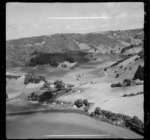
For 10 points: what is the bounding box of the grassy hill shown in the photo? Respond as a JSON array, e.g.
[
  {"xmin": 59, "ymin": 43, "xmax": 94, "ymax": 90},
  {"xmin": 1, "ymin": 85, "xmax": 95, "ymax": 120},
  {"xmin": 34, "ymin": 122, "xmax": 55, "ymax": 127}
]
[{"xmin": 6, "ymin": 28, "xmax": 143, "ymax": 68}]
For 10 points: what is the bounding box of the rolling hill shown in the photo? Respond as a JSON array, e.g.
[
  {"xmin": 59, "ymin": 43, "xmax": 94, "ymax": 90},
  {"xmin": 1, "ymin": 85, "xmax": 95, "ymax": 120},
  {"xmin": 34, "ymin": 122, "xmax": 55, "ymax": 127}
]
[{"xmin": 6, "ymin": 28, "xmax": 144, "ymax": 69}]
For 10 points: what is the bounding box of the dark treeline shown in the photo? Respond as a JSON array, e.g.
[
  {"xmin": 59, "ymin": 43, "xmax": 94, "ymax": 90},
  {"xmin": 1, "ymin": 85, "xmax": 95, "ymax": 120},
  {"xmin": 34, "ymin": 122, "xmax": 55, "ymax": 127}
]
[{"xmin": 27, "ymin": 51, "xmax": 90, "ymax": 67}]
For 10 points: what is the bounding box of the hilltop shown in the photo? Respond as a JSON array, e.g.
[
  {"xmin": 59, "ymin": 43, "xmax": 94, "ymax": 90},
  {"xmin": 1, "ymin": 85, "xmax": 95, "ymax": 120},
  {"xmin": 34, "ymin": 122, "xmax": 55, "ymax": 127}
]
[{"xmin": 6, "ymin": 28, "xmax": 143, "ymax": 68}]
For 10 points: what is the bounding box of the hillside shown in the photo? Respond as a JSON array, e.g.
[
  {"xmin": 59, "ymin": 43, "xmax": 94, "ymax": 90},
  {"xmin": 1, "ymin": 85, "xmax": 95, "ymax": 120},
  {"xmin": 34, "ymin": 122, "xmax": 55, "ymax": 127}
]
[{"xmin": 6, "ymin": 28, "xmax": 143, "ymax": 68}]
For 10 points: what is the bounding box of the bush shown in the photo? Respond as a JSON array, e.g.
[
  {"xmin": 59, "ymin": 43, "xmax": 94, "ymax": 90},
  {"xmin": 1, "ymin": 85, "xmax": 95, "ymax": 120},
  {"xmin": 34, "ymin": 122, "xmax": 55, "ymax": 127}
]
[
  {"xmin": 111, "ymin": 82, "xmax": 122, "ymax": 87},
  {"xmin": 54, "ymin": 80, "xmax": 65, "ymax": 91},
  {"xmin": 104, "ymin": 68, "xmax": 107, "ymax": 71},
  {"xmin": 84, "ymin": 106, "xmax": 89, "ymax": 112},
  {"xmin": 123, "ymin": 79, "xmax": 132, "ymax": 86},
  {"xmin": 28, "ymin": 95, "xmax": 31, "ymax": 98},
  {"xmin": 74, "ymin": 99, "xmax": 83, "ymax": 108},
  {"xmin": 90, "ymin": 112, "xmax": 95, "ymax": 116},
  {"xmin": 24, "ymin": 73, "xmax": 46, "ymax": 84},
  {"xmin": 31, "ymin": 92, "xmax": 35, "ymax": 98},
  {"xmin": 34, "ymin": 95, "xmax": 39, "ymax": 101},
  {"xmin": 67, "ymin": 84, "xmax": 74, "ymax": 88},
  {"xmin": 94, "ymin": 107, "xmax": 101, "ymax": 115},
  {"xmin": 83, "ymin": 99, "xmax": 89, "ymax": 106},
  {"xmin": 119, "ymin": 65, "xmax": 123, "ymax": 69}
]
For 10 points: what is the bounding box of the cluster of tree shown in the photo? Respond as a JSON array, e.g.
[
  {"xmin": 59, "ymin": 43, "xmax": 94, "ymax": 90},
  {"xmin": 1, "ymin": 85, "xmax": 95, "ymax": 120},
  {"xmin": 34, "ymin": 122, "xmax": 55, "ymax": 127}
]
[
  {"xmin": 111, "ymin": 79, "xmax": 132, "ymax": 88},
  {"xmin": 89, "ymin": 107, "xmax": 144, "ymax": 136},
  {"xmin": 74, "ymin": 99, "xmax": 89, "ymax": 108},
  {"xmin": 122, "ymin": 91, "xmax": 143, "ymax": 97},
  {"xmin": 124, "ymin": 116, "xmax": 144, "ymax": 135},
  {"xmin": 111, "ymin": 82, "xmax": 122, "ymax": 87},
  {"xmin": 24, "ymin": 72, "xmax": 46, "ymax": 85},
  {"xmin": 40, "ymin": 82, "xmax": 51, "ymax": 90},
  {"xmin": 28, "ymin": 91, "xmax": 53, "ymax": 102},
  {"xmin": 27, "ymin": 51, "xmax": 90, "ymax": 67},
  {"xmin": 28, "ymin": 92, "xmax": 39, "ymax": 101},
  {"xmin": 121, "ymin": 45, "xmax": 135, "ymax": 54},
  {"xmin": 6, "ymin": 75, "xmax": 21, "ymax": 79},
  {"xmin": 108, "ymin": 57, "xmax": 129, "ymax": 68}
]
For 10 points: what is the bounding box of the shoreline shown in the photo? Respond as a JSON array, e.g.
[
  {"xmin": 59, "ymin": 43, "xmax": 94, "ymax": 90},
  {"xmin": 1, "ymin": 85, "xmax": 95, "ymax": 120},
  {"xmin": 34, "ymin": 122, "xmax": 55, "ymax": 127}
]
[
  {"xmin": 6, "ymin": 106, "xmax": 144, "ymax": 137},
  {"xmin": 6, "ymin": 107, "xmax": 88, "ymax": 116}
]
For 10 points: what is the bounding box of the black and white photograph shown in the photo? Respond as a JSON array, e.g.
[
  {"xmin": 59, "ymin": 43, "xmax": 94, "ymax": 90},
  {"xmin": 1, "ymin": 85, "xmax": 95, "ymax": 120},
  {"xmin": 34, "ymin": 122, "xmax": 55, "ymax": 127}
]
[{"xmin": 6, "ymin": 2, "xmax": 144, "ymax": 139}]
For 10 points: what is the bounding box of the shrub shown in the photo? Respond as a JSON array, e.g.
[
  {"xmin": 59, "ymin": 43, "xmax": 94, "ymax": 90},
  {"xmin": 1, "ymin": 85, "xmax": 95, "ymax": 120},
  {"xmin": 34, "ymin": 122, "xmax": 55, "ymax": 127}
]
[
  {"xmin": 103, "ymin": 111, "xmax": 113, "ymax": 119},
  {"xmin": 119, "ymin": 65, "xmax": 123, "ymax": 69},
  {"xmin": 54, "ymin": 80, "xmax": 65, "ymax": 91},
  {"xmin": 31, "ymin": 92, "xmax": 35, "ymax": 98},
  {"xmin": 115, "ymin": 74, "xmax": 119, "ymax": 78},
  {"xmin": 34, "ymin": 95, "xmax": 39, "ymax": 101},
  {"xmin": 90, "ymin": 112, "xmax": 95, "ymax": 116},
  {"xmin": 94, "ymin": 107, "xmax": 101, "ymax": 115},
  {"xmin": 24, "ymin": 73, "xmax": 46, "ymax": 84},
  {"xmin": 123, "ymin": 94, "xmax": 127, "ymax": 97},
  {"xmin": 27, "ymin": 95, "xmax": 31, "ymax": 98},
  {"xmin": 84, "ymin": 106, "xmax": 89, "ymax": 112},
  {"xmin": 104, "ymin": 68, "xmax": 107, "ymax": 71},
  {"xmin": 123, "ymin": 79, "xmax": 132, "ymax": 86},
  {"xmin": 67, "ymin": 84, "xmax": 74, "ymax": 88},
  {"xmin": 74, "ymin": 99, "xmax": 83, "ymax": 108},
  {"xmin": 111, "ymin": 82, "xmax": 122, "ymax": 87},
  {"xmin": 83, "ymin": 99, "xmax": 89, "ymax": 106}
]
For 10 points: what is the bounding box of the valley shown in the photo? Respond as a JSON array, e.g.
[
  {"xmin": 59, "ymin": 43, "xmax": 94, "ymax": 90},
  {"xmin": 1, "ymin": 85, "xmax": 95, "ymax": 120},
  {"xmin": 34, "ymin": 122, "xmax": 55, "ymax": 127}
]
[{"xmin": 6, "ymin": 28, "xmax": 144, "ymax": 138}]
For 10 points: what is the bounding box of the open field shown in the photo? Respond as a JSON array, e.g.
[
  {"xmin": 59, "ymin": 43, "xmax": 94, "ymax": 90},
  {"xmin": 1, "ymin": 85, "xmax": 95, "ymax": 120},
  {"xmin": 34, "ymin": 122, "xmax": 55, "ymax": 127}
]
[{"xmin": 6, "ymin": 54, "xmax": 143, "ymax": 121}]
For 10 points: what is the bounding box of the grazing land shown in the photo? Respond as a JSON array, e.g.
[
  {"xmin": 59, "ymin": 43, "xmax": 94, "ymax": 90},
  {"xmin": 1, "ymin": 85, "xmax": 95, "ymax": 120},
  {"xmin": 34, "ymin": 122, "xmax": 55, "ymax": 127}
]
[{"xmin": 6, "ymin": 28, "xmax": 144, "ymax": 138}]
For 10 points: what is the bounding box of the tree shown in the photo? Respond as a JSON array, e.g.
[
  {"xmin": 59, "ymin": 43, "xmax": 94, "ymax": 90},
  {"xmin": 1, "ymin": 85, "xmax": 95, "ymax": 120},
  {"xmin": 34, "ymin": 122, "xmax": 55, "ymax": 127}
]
[
  {"xmin": 111, "ymin": 82, "xmax": 122, "ymax": 87},
  {"xmin": 33, "ymin": 95, "xmax": 39, "ymax": 101},
  {"xmin": 31, "ymin": 92, "xmax": 35, "ymax": 98},
  {"xmin": 123, "ymin": 79, "xmax": 131, "ymax": 86},
  {"xmin": 39, "ymin": 91, "xmax": 53, "ymax": 102},
  {"xmin": 90, "ymin": 112, "xmax": 95, "ymax": 116},
  {"xmin": 74, "ymin": 99, "xmax": 83, "ymax": 108},
  {"xmin": 115, "ymin": 74, "xmax": 119, "ymax": 78},
  {"xmin": 54, "ymin": 80, "xmax": 65, "ymax": 91},
  {"xmin": 83, "ymin": 99, "xmax": 89, "ymax": 106},
  {"xmin": 104, "ymin": 68, "xmax": 107, "ymax": 71},
  {"xmin": 24, "ymin": 73, "xmax": 46, "ymax": 84},
  {"xmin": 94, "ymin": 107, "xmax": 101, "ymax": 115}
]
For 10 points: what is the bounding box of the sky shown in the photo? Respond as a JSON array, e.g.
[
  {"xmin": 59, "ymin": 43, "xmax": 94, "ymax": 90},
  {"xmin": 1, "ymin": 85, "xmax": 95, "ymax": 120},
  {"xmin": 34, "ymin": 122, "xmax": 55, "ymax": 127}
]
[{"xmin": 6, "ymin": 2, "xmax": 144, "ymax": 40}]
